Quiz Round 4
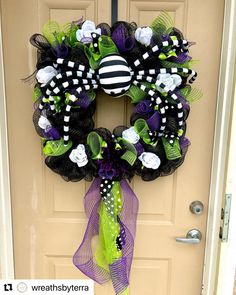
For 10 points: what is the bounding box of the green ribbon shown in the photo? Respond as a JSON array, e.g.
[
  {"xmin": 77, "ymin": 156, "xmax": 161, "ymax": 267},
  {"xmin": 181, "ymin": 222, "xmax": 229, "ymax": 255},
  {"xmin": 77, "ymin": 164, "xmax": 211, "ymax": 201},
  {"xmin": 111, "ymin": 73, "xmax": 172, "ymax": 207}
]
[
  {"xmin": 53, "ymin": 96, "xmax": 62, "ymax": 112},
  {"xmin": 87, "ymin": 132, "xmax": 107, "ymax": 160},
  {"xmin": 162, "ymin": 137, "xmax": 181, "ymax": 160},
  {"xmin": 126, "ymin": 82, "xmax": 153, "ymax": 103},
  {"xmin": 95, "ymin": 181, "xmax": 123, "ymax": 268},
  {"xmin": 85, "ymin": 36, "xmax": 119, "ymax": 69},
  {"xmin": 134, "ymin": 118, "xmax": 157, "ymax": 145},
  {"xmin": 158, "ymin": 50, "xmax": 177, "ymax": 60},
  {"xmin": 32, "ymin": 86, "xmax": 42, "ymax": 102},
  {"xmin": 87, "ymin": 131, "xmax": 137, "ymax": 165},
  {"xmin": 117, "ymin": 138, "xmax": 137, "ymax": 166},
  {"xmin": 43, "ymin": 139, "xmax": 72, "ymax": 156}
]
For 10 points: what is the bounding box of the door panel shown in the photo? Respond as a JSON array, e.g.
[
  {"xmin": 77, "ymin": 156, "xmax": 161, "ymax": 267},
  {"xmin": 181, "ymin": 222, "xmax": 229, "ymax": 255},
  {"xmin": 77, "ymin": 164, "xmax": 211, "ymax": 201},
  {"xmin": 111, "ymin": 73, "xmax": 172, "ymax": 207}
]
[
  {"xmin": 1, "ymin": 0, "xmax": 224, "ymax": 294},
  {"xmin": 118, "ymin": 1, "xmax": 224, "ymax": 295},
  {"xmin": 1, "ymin": 1, "xmax": 110, "ymax": 294}
]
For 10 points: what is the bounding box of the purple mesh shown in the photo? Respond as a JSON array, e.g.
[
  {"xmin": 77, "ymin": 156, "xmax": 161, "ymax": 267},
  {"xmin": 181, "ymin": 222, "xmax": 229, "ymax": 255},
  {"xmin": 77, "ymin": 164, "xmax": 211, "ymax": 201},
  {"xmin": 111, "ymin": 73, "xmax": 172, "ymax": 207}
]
[
  {"xmin": 72, "ymin": 17, "xmax": 84, "ymax": 26},
  {"xmin": 44, "ymin": 127, "xmax": 61, "ymax": 140},
  {"xmin": 174, "ymin": 91, "xmax": 190, "ymax": 110},
  {"xmin": 100, "ymin": 27, "xmax": 109, "ymax": 36},
  {"xmin": 111, "ymin": 24, "xmax": 135, "ymax": 53},
  {"xmin": 147, "ymin": 111, "xmax": 161, "ymax": 131},
  {"xmin": 134, "ymin": 142, "xmax": 145, "ymax": 156},
  {"xmin": 98, "ymin": 166, "xmax": 117, "ymax": 180},
  {"xmin": 73, "ymin": 91, "xmax": 92, "ymax": 108},
  {"xmin": 162, "ymin": 34, "xmax": 171, "ymax": 42},
  {"xmin": 33, "ymin": 99, "xmax": 41, "ymax": 110},
  {"xmin": 52, "ymin": 44, "xmax": 69, "ymax": 58},
  {"xmin": 179, "ymin": 136, "xmax": 190, "ymax": 149},
  {"xmin": 134, "ymin": 100, "xmax": 152, "ymax": 114},
  {"xmin": 171, "ymin": 52, "xmax": 191, "ymax": 64},
  {"xmin": 73, "ymin": 178, "xmax": 139, "ymax": 295}
]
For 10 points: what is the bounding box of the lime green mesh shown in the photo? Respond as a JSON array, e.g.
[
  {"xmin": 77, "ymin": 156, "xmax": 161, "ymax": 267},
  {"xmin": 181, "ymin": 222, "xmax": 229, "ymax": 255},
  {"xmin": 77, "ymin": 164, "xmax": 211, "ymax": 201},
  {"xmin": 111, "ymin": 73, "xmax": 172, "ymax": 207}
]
[
  {"xmin": 134, "ymin": 119, "xmax": 153, "ymax": 145},
  {"xmin": 42, "ymin": 21, "xmax": 65, "ymax": 46},
  {"xmin": 126, "ymin": 82, "xmax": 152, "ymax": 103},
  {"xmin": 151, "ymin": 11, "xmax": 174, "ymax": 38},
  {"xmin": 32, "ymin": 86, "xmax": 42, "ymax": 102},
  {"xmin": 84, "ymin": 36, "xmax": 118, "ymax": 69},
  {"xmin": 180, "ymin": 87, "xmax": 203, "ymax": 103},
  {"xmin": 120, "ymin": 288, "xmax": 129, "ymax": 295},
  {"xmin": 158, "ymin": 50, "xmax": 177, "ymax": 60},
  {"xmin": 87, "ymin": 132, "xmax": 107, "ymax": 160},
  {"xmin": 99, "ymin": 36, "xmax": 118, "ymax": 57},
  {"xmin": 95, "ymin": 181, "xmax": 123, "ymax": 268},
  {"xmin": 161, "ymin": 59, "xmax": 198, "ymax": 69},
  {"xmin": 84, "ymin": 45, "xmax": 101, "ymax": 70},
  {"xmin": 52, "ymin": 96, "xmax": 62, "ymax": 112},
  {"xmin": 162, "ymin": 138, "xmax": 181, "ymax": 160},
  {"xmin": 87, "ymin": 89, "xmax": 96, "ymax": 101},
  {"xmin": 63, "ymin": 22, "xmax": 79, "ymax": 47},
  {"xmin": 118, "ymin": 138, "xmax": 137, "ymax": 166},
  {"xmin": 43, "ymin": 139, "xmax": 72, "ymax": 156},
  {"xmin": 62, "ymin": 22, "xmax": 74, "ymax": 35}
]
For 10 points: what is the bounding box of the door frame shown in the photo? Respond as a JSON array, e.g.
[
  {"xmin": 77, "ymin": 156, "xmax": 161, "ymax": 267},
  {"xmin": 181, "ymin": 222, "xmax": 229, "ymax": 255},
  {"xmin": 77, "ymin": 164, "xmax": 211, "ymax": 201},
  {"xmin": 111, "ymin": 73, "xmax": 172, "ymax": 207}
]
[
  {"xmin": 0, "ymin": 1, "xmax": 235, "ymax": 294},
  {"xmin": 202, "ymin": 0, "xmax": 236, "ymax": 294},
  {"xmin": 216, "ymin": 76, "xmax": 236, "ymax": 295},
  {"xmin": 0, "ymin": 11, "xmax": 14, "ymax": 279}
]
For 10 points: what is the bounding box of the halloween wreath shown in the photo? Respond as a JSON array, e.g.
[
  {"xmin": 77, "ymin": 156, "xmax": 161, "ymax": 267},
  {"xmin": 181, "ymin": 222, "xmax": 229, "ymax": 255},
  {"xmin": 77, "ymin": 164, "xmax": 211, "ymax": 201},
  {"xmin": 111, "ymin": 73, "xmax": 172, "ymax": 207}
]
[{"xmin": 29, "ymin": 12, "xmax": 201, "ymax": 295}]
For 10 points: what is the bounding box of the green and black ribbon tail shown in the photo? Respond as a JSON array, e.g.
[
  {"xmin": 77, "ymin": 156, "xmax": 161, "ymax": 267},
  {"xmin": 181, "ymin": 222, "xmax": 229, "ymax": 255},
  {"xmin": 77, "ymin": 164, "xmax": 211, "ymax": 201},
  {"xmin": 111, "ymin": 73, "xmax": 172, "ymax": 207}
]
[{"xmin": 73, "ymin": 178, "xmax": 139, "ymax": 295}]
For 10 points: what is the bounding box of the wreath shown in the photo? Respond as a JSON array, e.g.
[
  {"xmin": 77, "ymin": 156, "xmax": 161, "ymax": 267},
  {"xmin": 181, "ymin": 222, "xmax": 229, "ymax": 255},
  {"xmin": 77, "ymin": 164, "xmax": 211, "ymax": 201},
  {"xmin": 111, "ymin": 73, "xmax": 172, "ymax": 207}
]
[{"xmin": 28, "ymin": 12, "xmax": 201, "ymax": 295}]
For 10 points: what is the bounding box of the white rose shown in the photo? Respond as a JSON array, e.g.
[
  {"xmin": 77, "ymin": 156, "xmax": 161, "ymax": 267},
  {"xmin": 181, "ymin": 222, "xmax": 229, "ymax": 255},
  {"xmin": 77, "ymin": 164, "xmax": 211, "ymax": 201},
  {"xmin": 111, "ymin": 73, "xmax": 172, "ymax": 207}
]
[
  {"xmin": 76, "ymin": 20, "xmax": 101, "ymax": 44},
  {"xmin": 69, "ymin": 144, "xmax": 88, "ymax": 167},
  {"xmin": 156, "ymin": 73, "xmax": 182, "ymax": 92},
  {"xmin": 38, "ymin": 115, "xmax": 51, "ymax": 130},
  {"xmin": 36, "ymin": 66, "xmax": 58, "ymax": 85},
  {"xmin": 122, "ymin": 127, "xmax": 140, "ymax": 144},
  {"xmin": 138, "ymin": 152, "xmax": 161, "ymax": 169},
  {"xmin": 135, "ymin": 27, "xmax": 153, "ymax": 46}
]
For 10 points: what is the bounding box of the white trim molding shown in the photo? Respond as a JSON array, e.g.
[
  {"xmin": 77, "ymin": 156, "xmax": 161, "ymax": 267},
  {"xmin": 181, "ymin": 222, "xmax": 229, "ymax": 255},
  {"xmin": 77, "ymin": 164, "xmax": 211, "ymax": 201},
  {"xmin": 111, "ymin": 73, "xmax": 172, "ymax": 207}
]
[
  {"xmin": 202, "ymin": 0, "xmax": 236, "ymax": 294},
  {"xmin": 0, "ymin": 12, "xmax": 14, "ymax": 279},
  {"xmin": 216, "ymin": 71, "xmax": 236, "ymax": 295}
]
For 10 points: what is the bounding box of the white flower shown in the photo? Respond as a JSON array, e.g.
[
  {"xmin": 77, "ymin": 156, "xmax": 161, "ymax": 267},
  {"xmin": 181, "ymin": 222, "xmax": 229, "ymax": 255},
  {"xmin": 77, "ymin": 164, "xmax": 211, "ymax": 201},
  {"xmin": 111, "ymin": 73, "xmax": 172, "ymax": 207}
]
[
  {"xmin": 76, "ymin": 20, "xmax": 101, "ymax": 44},
  {"xmin": 156, "ymin": 73, "xmax": 182, "ymax": 92},
  {"xmin": 135, "ymin": 27, "xmax": 153, "ymax": 46},
  {"xmin": 138, "ymin": 152, "xmax": 161, "ymax": 169},
  {"xmin": 122, "ymin": 127, "xmax": 140, "ymax": 144},
  {"xmin": 69, "ymin": 144, "xmax": 88, "ymax": 167},
  {"xmin": 36, "ymin": 66, "xmax": 58, "ymax": 85},
  {"xmin": 38, "ymin": 115, "xmax": 51, "ymax": 130}
]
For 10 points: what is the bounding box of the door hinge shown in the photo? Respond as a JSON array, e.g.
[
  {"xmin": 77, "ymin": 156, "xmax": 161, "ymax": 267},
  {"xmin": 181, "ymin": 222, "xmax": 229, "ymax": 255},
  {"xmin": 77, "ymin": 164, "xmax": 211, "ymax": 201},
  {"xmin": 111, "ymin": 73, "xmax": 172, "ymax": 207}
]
[
  {"xmin": 201, "ymin": 283, "xmax": 204, "ymax": 295},
  {"xmin": 219, "ymin": 193, "xmax": 232, "ymax": 242}
]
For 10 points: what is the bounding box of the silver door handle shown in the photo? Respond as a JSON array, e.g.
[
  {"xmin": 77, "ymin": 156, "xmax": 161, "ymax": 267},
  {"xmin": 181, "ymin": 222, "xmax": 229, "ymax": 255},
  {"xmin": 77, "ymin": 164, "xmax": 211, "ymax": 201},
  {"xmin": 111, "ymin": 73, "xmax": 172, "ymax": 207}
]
[{"xmin": 175, "ymin": 229, "xmax": 202, "ymax": 244}]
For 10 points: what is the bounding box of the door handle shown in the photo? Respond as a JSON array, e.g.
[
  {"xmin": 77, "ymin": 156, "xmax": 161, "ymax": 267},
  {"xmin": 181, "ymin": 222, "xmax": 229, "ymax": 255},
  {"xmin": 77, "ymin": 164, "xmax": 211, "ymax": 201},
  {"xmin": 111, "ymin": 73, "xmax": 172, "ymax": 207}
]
[{"xmin": 175, "ymin": 229, "xmax": 202, "ymax": 244}]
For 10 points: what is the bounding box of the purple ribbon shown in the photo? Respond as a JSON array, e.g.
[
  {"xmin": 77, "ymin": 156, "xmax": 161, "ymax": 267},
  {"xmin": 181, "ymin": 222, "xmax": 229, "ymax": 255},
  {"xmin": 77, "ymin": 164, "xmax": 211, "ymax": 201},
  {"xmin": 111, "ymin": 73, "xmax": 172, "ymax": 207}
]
[
  {"xmin": 111, "ymin": 24, "xmax": 135, "ymax": 53},
  {"xmin": 171, "ymin": 52, "xmax": 191, "ymax": 63},
  {"xmin": 179, "ymin": 136, "xmax": 190, "ymax": 150},
  {"xmin": 147, "ymin": 111, "xmax": 161, "ymax": 131},
  {"xmin": 134, "ymin": 100, "xmax": 153, "ymax": 114},
  {"xmin": 73, "ymin": 178, "xmax": 139, "ymax": 294},
  {"xmin": 44, "ymin": 127, "xmax": 61, "ymax": 140},
  {"xmin": 52, "ymin": 44, "xmax": 69, "ymax": 58}
]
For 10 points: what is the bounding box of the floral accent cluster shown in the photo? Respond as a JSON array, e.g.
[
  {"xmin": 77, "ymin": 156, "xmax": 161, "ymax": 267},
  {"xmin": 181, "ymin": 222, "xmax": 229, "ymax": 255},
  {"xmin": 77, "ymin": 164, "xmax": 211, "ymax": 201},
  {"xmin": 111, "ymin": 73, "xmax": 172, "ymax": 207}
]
[
  {"xmin": 36, "ymin": 66, "xmax": 58, "ymax": 86},
  {"xmin": 69, "ymin": 144, "xmax": 88, "ymax": 167},
  {"xmin": 76, "ymin": 20, "xmax": 102, "ymax": 44}
]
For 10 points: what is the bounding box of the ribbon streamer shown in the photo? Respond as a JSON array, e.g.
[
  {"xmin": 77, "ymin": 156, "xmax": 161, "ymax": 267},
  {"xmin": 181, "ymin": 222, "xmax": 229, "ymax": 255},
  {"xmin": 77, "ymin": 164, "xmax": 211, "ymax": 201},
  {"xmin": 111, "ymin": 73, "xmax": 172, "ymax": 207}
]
[{"xmin": 73, "ymin": 178, "xmax": 139, "ymax": 294}]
